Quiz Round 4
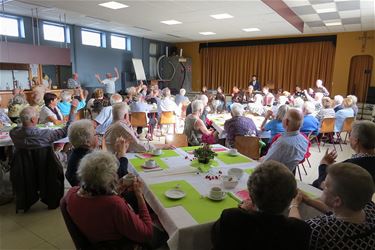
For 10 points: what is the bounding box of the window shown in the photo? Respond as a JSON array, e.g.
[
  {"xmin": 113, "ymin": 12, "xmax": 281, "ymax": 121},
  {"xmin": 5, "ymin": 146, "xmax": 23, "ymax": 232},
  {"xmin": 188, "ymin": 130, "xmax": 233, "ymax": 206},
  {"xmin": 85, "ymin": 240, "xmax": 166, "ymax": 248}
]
[
  {"xmin": 111, "ymin": 34, "xmax": 126, "ymax": 50},
  {"xmin": 0, "ymin": 15, "xmax": 20, "ymax": 37},
  {"xmin": 81, "ymin": 29, "xmax": 104, "ymax": 47},
  {"xmin": 43, "ymin": 22, "xmax": 69, "ymax": 43}
]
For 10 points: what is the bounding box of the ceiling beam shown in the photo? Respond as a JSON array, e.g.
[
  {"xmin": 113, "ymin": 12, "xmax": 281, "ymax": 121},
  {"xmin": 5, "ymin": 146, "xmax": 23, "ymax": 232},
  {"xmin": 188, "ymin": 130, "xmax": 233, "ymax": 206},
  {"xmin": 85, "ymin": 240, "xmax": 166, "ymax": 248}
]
[{"xmin": 261, "ymin": 0, "xmax": 304, "ymax": 33}]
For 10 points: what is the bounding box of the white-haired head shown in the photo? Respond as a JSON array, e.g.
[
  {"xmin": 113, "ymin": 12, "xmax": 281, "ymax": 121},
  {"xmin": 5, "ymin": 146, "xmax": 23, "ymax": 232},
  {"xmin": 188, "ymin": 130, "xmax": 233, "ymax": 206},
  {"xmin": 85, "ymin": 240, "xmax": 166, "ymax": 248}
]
[
  {"xmin": 77, "ymin": 150, "xmax": 119, "ymax": 195},
  {"xmin": 110, "ymin": 93, "xmax": 123, "ymax": 105},
  {"xmin": 68, "ymin": 119, "xmax": 96, "ymax": 148},
  {"xmin": 231, "ymin": 103, "xmax": 244, "ymax": 117},
  {"xmin": 180, "ymin": 88, "xmax": 186, "ymax": 96},
  {"xmin": 198, "ymin": 94, "xmax": 208, "ymax": 106},
  {"xmin": 20, "ymin": 106, "xmax": 38, "ymax": 124},
  {"xmin": 347, "ymin": 95, "xmax": 358, "ymax": 104},
  {"xmin": 316, "ymin": 79, "xmax": 323, "ymax": 88},
  {"xmin": 334, "ymin": 95, "xmax": 344, "ymax": 105},
  {"xmin": 60, "ymin": 90, "xmax": 73, "ymax": 102},
  {"xmin": 191, "ymin": 100, "xmax": 204, "ymax": 113},
  {"xmin": 112, "ymin": 102, "xmax": 129, "ymax": 122},
  {"xmin": 303, "ymin": 101, "xmax": 315, "ymax": 115}
]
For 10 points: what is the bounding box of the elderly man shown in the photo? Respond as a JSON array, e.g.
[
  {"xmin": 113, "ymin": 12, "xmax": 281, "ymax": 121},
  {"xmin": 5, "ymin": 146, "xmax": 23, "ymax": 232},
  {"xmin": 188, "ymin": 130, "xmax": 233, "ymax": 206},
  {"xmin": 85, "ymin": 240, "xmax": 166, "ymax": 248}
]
[
  {"xmin": 175, "ymin": 88, "xmax": 189, "ymax": 106},
  {"xmin": 95, "ymin": 67, "xmax": 120, "ymax": 95},
  {"xmin": 10, "ymin": 101, "xmax": 77, "ymax": 149},
  {"xmin": 157, "ymin": 87, "xmax": 178, "ymax": 115},
  {"xmin": 224, "ymin": 103, "xmax": 257, "ymax": 148},
  {"xmin": 67, "ymin": 73, "xmax": 80, "ymax": 89},
  {"xmin": 94, "ymin": 93, "xmax": 123, "ymax": 135},
  {"xmin": 105, "ymin": 102, "xmax": 168, "ymax": 153},
  {"xmin": 262, "ymin": 109, "xmax": 309, "ymax": 172}
]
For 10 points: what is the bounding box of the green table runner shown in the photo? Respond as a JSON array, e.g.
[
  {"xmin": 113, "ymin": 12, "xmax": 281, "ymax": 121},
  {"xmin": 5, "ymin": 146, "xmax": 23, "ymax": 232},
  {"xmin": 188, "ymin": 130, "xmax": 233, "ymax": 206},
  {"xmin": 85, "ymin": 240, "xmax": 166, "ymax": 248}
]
[
  {"xmin": 149, "ymin": 180, "xmax": 238, "ymax": 224},
  {"xmin": 181, "ymin": 146, "xmax": 200, "ymax": 152},
  {"xmin": 129, "ymin": 158, "xmax": 168, "ymax": 172},
  {"xmin": 216, "ymin": 152, "xmax": 252, "ymax": 164},
  {"xmin": 244, "ymin": 168, "xmax": 255, "ymax": 175},
  {"xmin": 191, "ymin": 159, "xmax": 218, "ymax": 173}
]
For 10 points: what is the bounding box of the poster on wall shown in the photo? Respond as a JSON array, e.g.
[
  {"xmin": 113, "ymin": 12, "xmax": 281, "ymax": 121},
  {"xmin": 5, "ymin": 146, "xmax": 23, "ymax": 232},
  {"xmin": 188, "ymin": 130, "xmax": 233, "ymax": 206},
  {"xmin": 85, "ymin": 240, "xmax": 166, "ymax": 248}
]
[
  {"xmin": 30, "ymin": 64, "xmax": 38, "ymax": 77},
  {"xmin": 132, "ymin": 58, "xmax": 146, "ymax": 81}
]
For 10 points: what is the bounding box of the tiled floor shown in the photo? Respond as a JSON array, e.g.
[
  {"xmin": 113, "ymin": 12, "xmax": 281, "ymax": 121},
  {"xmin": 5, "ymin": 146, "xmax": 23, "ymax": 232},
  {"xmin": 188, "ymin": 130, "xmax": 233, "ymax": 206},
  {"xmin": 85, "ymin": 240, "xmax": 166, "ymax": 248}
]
[{"xmin": 0, "ymin": 135, "xmax": 355, "ymax": 249}]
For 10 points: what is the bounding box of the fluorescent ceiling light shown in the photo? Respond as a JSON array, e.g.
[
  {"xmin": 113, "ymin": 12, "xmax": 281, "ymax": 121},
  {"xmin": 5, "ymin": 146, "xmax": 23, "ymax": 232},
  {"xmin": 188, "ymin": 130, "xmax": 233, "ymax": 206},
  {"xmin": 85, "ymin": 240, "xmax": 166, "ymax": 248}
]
[
  {"xmin": 242, "ymin": 28, "xmax": 260, "ymax": 32},
  {"xmin": 316, "ymin": 8, "xmax": 337, "ymax": 13},
  {"xmin": 160, "ymin": 20, "xmax": 182, "ymax": 25},
  {"xmin": 99, "ymin": 1, "xmax": 128, "ymax": 10},
  {"xmin": 210, "ymin": 13, "xmax": 233, "ymax": 19},
  {"xmin": 325, "ymin": 21, "xmax": 342, "ymax": 26},
  {"xmin": 199, "ymin": 32, "xmax": 216, "ymax": 35}
]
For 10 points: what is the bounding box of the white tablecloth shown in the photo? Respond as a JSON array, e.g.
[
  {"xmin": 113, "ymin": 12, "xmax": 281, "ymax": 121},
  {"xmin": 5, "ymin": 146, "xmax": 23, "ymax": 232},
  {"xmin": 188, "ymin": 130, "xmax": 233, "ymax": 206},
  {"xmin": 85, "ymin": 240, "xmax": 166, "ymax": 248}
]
[{"xmin": 127, "ymin": 145, "xmax": 322, "ymax": 250}]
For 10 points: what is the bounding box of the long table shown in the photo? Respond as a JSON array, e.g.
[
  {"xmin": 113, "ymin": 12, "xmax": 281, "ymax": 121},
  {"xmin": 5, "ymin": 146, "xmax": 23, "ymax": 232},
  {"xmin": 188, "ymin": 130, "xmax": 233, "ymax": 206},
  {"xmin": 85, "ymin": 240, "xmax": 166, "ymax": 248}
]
[{"xmin": 127, "ymin": 145, "xmax": 322, "ymax": 250}]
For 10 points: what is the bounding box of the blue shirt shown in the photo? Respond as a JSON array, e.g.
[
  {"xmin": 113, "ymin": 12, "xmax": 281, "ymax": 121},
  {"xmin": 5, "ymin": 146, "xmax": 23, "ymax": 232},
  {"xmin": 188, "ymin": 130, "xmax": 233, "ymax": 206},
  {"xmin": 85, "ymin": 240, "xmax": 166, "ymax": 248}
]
[
  {"xmin": 175, "ymin": 94, "xmax": 188, "ymax": 106},
  {"xmin": 335, "ymin": 108, "xmax": 354, "ymax": 132},
  {"xmin": 263, "ymin": 131, "xmax": 308, "ymax": 172},
  {"xmin": 264, "ymin": 119, "xmax": 284, "ymax": 140},
  {"xmin": 57, "ymin": 100, "xmax": 86, "ymax": 116},
  {"xmin": 301, "ymin": 114, "xmax": 319, "ymax": 135}
]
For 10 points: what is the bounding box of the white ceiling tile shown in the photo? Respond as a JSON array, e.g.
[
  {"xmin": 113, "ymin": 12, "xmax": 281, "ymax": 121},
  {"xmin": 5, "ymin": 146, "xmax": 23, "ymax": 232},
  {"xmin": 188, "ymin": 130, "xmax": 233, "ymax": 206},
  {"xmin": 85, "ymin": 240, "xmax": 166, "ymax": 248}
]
[
  {"xmin": 339, "ymin": 9, "xmax": 361, "ymax": 18},
  {"xmin": 300, "ymin": 14, "xmax": 321, "ymax": 21},
  {"xmin": 284, "ymin": 0, "xmax": 312, "ymax": 8}
]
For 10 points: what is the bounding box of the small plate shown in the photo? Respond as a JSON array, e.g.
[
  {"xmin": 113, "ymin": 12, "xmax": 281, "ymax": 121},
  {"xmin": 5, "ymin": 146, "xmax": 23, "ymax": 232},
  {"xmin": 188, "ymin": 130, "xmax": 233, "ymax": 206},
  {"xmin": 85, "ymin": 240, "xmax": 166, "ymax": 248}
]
[
  {"xmin": 165, "ymin": 189, "xmax": 186, "ymax": 199},
  {"xmin": 151, "ymin": 152, "xmax": 162, "ymax": 156},
  {"xmin": 208, "ymin": 193, "xmax": 227, "ymax": 201},
  {"xmin": 142, "ymin": 164, "xmax": 159, "ymax": 169}
]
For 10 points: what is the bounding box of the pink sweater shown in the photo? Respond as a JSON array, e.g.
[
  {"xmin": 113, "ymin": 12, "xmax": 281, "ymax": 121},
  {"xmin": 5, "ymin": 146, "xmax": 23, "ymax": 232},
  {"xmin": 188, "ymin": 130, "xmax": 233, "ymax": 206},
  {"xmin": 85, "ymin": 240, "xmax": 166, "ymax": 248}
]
[{"xmin": 65, "ymin": 187, "xmax": 153, "ymax": 243}]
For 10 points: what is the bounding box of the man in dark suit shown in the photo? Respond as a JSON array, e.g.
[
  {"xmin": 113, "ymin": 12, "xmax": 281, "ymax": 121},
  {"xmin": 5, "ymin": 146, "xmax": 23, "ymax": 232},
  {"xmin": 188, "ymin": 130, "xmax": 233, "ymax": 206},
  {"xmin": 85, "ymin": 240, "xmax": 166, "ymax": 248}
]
[{"xmin": 249, "ymin": 75, "xmax": 260, "ymax": 91}]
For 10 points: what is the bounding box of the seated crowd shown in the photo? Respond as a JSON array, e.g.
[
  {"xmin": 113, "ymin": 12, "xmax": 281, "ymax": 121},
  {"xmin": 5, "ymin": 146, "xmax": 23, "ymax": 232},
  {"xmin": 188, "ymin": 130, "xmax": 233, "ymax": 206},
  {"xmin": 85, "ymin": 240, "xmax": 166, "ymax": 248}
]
[{"xmin": 2, "ymin": 78, "xmax": 374, "ymax": 250}]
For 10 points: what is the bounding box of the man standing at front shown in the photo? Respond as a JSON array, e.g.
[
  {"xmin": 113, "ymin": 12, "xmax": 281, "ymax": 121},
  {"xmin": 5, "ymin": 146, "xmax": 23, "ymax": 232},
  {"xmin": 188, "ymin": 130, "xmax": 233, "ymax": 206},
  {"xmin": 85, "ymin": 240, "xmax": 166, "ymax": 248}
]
[
  {"xmin": 261, "ymin": 109, "xmax": 308, "ymax": 173},
  {"xmin": 95, "ymin": 67, "xmax": 119, "ymax": 96},
  {"xmin": 249, "ymin": 75, "xmax": 260, "ymax": 91}
]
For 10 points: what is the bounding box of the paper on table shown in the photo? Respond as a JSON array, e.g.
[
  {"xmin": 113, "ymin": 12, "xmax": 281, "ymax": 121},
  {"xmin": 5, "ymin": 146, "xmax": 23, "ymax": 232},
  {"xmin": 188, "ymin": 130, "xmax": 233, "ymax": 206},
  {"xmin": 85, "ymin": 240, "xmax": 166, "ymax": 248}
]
[{"xmin": 149, "ymin": 180, "xmax": 238, "ymax": 224}]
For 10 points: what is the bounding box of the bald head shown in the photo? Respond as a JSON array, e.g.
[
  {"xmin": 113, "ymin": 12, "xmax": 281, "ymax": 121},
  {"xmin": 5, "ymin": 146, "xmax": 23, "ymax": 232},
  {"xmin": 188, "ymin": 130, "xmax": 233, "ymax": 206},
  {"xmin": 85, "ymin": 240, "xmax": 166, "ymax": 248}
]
[{"xmin": 283, "ymin": 109, "xmax": 303, "ymax": 132}]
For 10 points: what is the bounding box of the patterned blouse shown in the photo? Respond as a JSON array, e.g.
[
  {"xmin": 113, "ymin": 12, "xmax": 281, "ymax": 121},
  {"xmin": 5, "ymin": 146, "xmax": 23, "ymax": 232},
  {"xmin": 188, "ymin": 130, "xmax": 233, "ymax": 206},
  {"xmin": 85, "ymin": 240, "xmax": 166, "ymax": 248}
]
[{"xmin": 306, "ymin": 202, "xmax": 375, "ymax": 250}]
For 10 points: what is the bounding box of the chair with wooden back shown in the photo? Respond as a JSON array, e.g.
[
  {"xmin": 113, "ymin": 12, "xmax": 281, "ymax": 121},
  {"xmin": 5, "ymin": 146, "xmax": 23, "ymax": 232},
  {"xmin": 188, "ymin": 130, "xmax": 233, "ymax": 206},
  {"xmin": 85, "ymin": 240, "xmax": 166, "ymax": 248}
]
[
  {"xmin": 319, "ymin": 117, "xmax": 337, "ymax": 151},
  {"xmin": 159, "ymin": 111, "xmax": 176, "ymax": 134},
  {"xmin": 130, "ymin": 112, "xmax": 148, "ymax": 127},
  {"xmin": 234, "ymin": 136, "xmax": 260, "ymax": 160},
  {"xmin": 336, "ymin": 117, "xmax": 355, "ymax": 151},
  {"xmin": 165, "ymin": 134, "xmax": 188, "ymax": 148}
]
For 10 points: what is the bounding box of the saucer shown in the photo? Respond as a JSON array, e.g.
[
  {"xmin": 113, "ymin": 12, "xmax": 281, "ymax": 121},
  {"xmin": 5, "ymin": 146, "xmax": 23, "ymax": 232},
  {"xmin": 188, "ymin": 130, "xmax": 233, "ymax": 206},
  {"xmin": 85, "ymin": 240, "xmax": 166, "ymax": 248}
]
[
  {"xmin": 208, "ymin": 193, "xmax": 227, "ymax": 201},
  {"xmin": 142, "ymin": 164, "xmax": 159, "ymax": 169},
  {"xmin": 165, "ymin": 189, "xmax": 186, "ymax": 199},
  {"xmin": 151, "ymin": 151, "xmax": 162, "ymax": 156}
]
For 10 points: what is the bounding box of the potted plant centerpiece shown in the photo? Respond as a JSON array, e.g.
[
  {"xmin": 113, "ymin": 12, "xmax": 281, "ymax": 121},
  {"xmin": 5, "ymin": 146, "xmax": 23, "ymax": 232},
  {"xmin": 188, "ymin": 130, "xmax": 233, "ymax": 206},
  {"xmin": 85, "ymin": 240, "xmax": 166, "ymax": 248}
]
[{"xmin": 193, "ymin": 144, "xmax": 217, "ymax": 164}]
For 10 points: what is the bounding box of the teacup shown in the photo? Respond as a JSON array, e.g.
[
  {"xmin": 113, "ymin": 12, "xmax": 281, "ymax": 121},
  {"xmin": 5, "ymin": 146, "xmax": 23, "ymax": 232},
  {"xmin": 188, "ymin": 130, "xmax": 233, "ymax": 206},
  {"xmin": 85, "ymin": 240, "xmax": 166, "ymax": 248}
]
[
  {"xmin": 210, "ymin": 187, "xmax": 225, "ymax": 199},
  {"xmin": 222, "ymin": 175, "xmax": 238, "ymax": 189},
  {"xmin": 145, "ymin": 159, "xmax": 156, "ymax": 168},
  {"xmin": 152, "ymin": 148, "xmax": 162, "ymax": 155},
  {"xmin": 228, "ymin": 168, "xmax": 244, "ymax": 179},
  {"xmin": 122, "ymin": 173, "xmax": 135, "ymax": 186},
  {"xmin": 228, "ymin": 148, "xmax": 238, "ymax": 156},
  {"xmin": 46, "ymin": 122, "xmax": 54, "ymax": 127}
]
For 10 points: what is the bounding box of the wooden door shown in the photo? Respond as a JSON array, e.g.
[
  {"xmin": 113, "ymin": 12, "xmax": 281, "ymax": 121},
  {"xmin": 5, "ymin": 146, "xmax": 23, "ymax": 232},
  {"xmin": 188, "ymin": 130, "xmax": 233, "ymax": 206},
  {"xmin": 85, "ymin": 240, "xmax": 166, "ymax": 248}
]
[{"xmin": 347, "ymin": 55, "xmax": 373, "ymax": 102}]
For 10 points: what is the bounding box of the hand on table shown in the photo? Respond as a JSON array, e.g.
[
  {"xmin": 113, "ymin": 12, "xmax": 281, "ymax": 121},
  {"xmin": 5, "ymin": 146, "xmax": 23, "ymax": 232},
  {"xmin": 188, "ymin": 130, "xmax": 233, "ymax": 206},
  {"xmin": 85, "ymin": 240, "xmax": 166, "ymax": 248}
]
[{"xmin": 320, "ymin": 149, "xmax": 337, "ymax": 165}]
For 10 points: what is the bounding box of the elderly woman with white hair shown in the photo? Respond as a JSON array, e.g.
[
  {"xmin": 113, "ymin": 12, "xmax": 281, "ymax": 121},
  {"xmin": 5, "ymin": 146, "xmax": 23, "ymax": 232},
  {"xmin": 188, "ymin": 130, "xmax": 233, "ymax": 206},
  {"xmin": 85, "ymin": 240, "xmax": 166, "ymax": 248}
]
[
  {"xmin": 300, "ymin": 101, "xmax": 319, "ymax": 135},
  {"xmin": 57, "ymin": 88, "xmax": 86, "ymax": 117},
  {"xmin": 186, "ymin": 94, "xmax": 209, "ymax": 125},
  {"xmin": 261, "ymin": 104, "xmax": 289, "ymax": 141},
  {"xmin": 333, "ymin": 95, "xmax": 344, "ymax": 112},
  {"xmin": 247, "ymin": 94, "xmax": 266, "ymax": 116},
  {"xmin": 313, "ymin": 120, "xmax": 375, "ymax": 189},
  {"xmin": 347, "ymin": 95, "xmax": 358, "ymax": 116},
  {"xmin": 157, "ymin": 87, "xmax": 178, "ymax": 115},
  {"xmin": 62, "ymin": 151, "xmax": 159, "ymax": 248},
  {"xmin": 184, "ymin": 100, "xmax": 216, "ymax": 146},
  {"xmin": 66, "ymin": 119, "xmax": 129, "ymax": 187},
  {"xmin": 224, "ymin": 103, "xmax": 258, "ymax": 148},
  {"xmin": 316, "ymin": 97, "xmax": 335, "ymax": 122}
]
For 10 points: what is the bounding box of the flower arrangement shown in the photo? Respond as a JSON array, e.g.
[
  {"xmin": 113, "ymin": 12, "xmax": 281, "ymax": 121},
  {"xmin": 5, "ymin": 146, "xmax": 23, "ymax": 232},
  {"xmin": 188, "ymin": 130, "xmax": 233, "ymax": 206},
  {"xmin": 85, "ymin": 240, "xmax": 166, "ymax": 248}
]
[{"xmin": 193, "ymin": 144, "xmax": 217, "ymax": 164}]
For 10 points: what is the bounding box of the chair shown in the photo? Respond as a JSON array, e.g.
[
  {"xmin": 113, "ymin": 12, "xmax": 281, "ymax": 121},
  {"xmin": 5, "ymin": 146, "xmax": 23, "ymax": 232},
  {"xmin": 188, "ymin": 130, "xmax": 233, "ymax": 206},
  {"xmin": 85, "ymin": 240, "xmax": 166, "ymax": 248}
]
[
  {"xmin": 165, "ymin": 134, "xmax": 188, "ymax": 147},
  {"xmin": 234, "ymin": 136, "xmax": 260, "ymax": 160},
  {"xmin": 319, "ymin": 117, "xmax": 337, "ymax": 151},
  {"xmin": 307, "ymin": 131, "xmax": 321, "ymax": 152},
  {"xmin": 159, "ymin": 111, "xmax": 176, "ymax": 134},
  {"xmin": 10, "ymin": 147, "xmax": 64, "ymax": 212},
  {"xmin": 130, "ymin": 112, "xmax": 148, "ymax": 127},
  {"xmin": 335, "ymin": 117, "xmax": 355, "ymax": 151}
]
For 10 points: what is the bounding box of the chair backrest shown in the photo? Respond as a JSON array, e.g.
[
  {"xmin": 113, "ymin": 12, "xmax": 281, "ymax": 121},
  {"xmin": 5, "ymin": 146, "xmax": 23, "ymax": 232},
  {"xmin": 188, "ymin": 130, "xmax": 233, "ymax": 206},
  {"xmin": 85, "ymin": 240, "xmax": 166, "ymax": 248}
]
[
  {"xmin": 234, "ymin": 136, "xmax": 260, "ymax": 160},
  {"xmin": 341, "ymin": 117, "xmax": 355, "ymax": 132},
  {"xmin": 160, "ymin": 111, "xmax": 176, "ymax": 125},
  {"xmin": 60, "ymin": 197, "xmax": 92, "ymax": 249},
  {"xmin": 319, "ymin": 117, "xmax": 336, "ymax": 133},
  {"xmin": 130, "ymin": 112, "xmax": 147, "ymax": 127},
  {"xmin": 165, "ymin": 134, "xmax": 188, "ymax": 147}
]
